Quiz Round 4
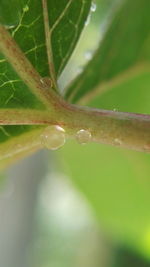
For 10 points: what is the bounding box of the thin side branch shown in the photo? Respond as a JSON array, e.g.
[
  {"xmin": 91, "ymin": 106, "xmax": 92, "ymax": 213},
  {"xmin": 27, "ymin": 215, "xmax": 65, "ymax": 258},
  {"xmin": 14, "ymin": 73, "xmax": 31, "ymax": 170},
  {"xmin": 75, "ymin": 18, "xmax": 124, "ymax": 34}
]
[{"xmin": 42, "ymin": 0, "xmax": 57, "ymax": 89}]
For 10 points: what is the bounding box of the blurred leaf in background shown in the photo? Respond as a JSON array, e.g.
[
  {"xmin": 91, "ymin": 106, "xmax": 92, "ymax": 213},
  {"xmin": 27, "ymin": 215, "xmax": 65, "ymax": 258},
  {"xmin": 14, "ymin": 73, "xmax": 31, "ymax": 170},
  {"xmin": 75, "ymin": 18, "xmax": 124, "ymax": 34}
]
[{"xmin": 58, "ymin": 0, "xmax": 150, "ymax": 262}]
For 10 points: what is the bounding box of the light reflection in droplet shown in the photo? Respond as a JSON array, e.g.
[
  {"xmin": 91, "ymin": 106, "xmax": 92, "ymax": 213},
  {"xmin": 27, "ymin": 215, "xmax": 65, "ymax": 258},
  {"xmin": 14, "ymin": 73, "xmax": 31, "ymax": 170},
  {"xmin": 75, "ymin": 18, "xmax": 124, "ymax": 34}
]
[
  {"xmin": 76, "ymin": 129, "xmax": 92, "ymax": 145},
  {"xmin": 40, "ymin": 125, "xmax": 66, "ymax": 150}
]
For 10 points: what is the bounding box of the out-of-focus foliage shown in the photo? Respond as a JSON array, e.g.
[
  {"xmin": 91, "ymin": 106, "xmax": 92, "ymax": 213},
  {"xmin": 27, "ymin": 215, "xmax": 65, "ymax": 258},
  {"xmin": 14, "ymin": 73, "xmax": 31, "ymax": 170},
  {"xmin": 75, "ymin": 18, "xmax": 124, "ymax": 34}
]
[
  {"xmin": 59, "ymin": 0, "xmax": 150, "ymax": 261},
  {"xmin": 66, "ymin": 0, "xmax": 150, "ymax": 103}
]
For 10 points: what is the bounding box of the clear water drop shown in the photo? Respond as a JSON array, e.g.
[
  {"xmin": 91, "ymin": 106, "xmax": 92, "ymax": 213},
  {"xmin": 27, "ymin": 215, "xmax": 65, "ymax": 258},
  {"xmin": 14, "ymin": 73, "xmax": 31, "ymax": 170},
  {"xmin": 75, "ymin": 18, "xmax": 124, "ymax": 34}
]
[
  {"xmin": 91, "ymin": 2, "xmax": 97, "ymax": 12},
  {"xmin": 84, "ymin": 50, "xmax": 93, "ymax": 61},
  {"xmin": 76, "ymin": 129, "xmax": 92, "ymax": 145},
  {"xmin": 40, "ymin": 125, "xmax": 66, "ymax": 150},
  {"xmin": 85, "ymin": 13, "xmax": 91, "ymax": 26}
]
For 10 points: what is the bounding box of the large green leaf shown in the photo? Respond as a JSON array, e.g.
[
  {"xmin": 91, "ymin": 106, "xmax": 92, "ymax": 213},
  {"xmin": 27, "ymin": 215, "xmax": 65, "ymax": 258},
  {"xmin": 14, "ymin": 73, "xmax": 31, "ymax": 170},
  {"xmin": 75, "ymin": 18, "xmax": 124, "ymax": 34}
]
[
  {"xmin": 0, "ymin": 0, "xmax": 91, "ymax": 165},
  {"xmin": 65, "ymin": 0, "xmax": 150, "ymax": 103}
]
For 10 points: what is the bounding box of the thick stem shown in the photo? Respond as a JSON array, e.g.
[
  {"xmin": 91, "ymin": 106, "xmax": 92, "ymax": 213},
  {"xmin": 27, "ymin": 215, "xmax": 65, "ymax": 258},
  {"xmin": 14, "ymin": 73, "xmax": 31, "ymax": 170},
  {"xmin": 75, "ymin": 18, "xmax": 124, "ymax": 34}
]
[
  {"xmin": 0, "ymin": 26, "xmax": 150, "ymax": 153},
  {"xmin": 58, "ymin": 103, "xmax": 150, "ymax": 153},
  {"xmin": 1, "ymin": 92, "xmax": 150, "ymax": 153}
]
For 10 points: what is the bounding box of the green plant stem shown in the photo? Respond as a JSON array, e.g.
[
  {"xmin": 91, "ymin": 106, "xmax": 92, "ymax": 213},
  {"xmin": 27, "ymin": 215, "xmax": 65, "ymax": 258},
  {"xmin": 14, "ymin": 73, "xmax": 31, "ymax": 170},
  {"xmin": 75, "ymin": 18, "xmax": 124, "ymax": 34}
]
[
  {"xmin": 42, "ymin": 0, "xmax": 57, "ymax": 89},
  {"xmin": 57, "ymin": 103, "xmax": 150, "ymax": 152},
  {"xmin": 0, "ymin": 26, "xmax": 150, "ymax": 153}
]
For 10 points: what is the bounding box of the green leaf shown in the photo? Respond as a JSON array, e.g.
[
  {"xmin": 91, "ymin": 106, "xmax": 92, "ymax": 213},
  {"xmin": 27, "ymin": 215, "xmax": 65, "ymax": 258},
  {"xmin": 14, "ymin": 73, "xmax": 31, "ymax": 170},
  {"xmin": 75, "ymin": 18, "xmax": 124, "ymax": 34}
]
[
  {"xmin": 0, "ymin": 0, "xmax": 91, "ymax": 76},
  {"xmin": 65, "ymin": 0, "xmax": 150, "ymax": 103},
  {"xmin": 0, "ymin": 0, "xmax": 91, "ymax": 165}
]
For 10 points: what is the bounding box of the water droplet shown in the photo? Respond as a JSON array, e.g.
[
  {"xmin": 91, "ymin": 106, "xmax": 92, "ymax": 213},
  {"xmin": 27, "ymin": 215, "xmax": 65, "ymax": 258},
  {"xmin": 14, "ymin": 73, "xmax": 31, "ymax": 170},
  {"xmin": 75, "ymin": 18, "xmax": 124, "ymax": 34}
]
[
  {"xmin": 114, "ymin": 138, "xmax": 122, "ymax": 145},
  {"xmin": 76, "ymin": 129, "xmax": 92, "ymax": 144},
  {"xmin": 40, "ymin": 125, "xmax": 66, "ymax": 150},
  {"xmin": 85, "ymin": 13, "xmax": 91, "ymax": 26},
  {"xmin": 23, "ymin": 5, "xmax": 29, "ymax": 12},
  {"xmin": 84, "ymin": 50, "xmax": 93, "ymax": 61},
  {"xmin": 91, "ymin": 2, "xmax": 97, "ymax": 12}
]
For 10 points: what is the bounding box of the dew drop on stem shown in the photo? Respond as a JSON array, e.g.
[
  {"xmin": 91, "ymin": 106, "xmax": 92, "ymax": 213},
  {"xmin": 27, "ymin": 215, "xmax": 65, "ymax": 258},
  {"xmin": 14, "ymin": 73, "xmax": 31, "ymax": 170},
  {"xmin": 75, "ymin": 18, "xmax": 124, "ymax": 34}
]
[
  {"xmin": 76, "ymin": 129, "xmax": 92, "ymax": 145},
  {"xmin": 40, "ymin": 125, "xmax": 66, "ymax": 150}
]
